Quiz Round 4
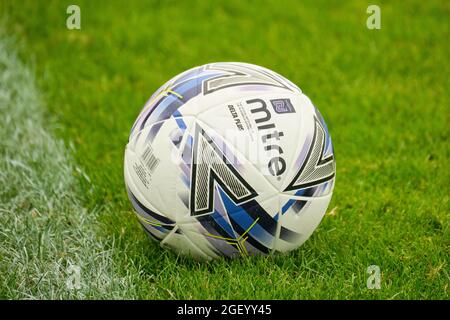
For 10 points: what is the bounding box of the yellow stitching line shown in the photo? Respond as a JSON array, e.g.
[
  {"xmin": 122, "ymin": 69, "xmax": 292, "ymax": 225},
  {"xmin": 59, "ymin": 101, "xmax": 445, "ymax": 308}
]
[
  {"xmin": 229, "ymin": 242, "xmax": 243, "ymax": 255},
  {"xmin": 146, "ymin": 89, "xmax": 167, "ymax": 107},
  {"xmin": 137, "ymin": 210, "xmax": 260, "ymax": 256},
  {"xmin": 204, "ymin": 217, "xmax": 260, "ymax": 256},
  {"xmin": 240, "ymin": 218, "xmax": 259, "ymax": 239},
  {"xmin": 143, "ymin": 86, "xmax": 183, "ymax": 111},
  {"xmin": 205, "ymin": 233, "xmax": 243, "ymax": 254},
  {"xmin": 135, "ymin": 213, "xmax": 164, "ymax": 227},
  {"xmin": 205, "ymin": 217, "xmax": 260, "ymax": 242},
  {"xmin": 165, "ymin": 88, "xmax": 183, "ymax": 99},
  {"xmin": 240, "ymin": 236, "xmax": 249, "ymax": 255}
]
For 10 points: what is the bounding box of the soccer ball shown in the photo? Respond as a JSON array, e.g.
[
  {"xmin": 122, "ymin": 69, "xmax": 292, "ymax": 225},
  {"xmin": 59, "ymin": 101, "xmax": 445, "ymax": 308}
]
[{"xmin": 124, "ymin": 62, "xmax": 335, "ymax": 259}]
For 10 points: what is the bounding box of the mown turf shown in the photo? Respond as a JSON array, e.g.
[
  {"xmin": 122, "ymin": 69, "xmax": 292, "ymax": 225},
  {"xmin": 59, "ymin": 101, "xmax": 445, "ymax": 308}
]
[
  {"xmin": 0, "ymin": 34, "xmax": 143, "ymax": 299},
  {"xmin": 1, "ymin": 0, "xmax": 449, "ymax": 299}
]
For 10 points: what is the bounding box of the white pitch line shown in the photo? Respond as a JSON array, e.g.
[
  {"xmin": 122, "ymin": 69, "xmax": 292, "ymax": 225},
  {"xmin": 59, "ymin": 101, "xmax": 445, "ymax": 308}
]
[{"xmin": 0, "ymin": 33, "xmax": 132, "ymax": 299}]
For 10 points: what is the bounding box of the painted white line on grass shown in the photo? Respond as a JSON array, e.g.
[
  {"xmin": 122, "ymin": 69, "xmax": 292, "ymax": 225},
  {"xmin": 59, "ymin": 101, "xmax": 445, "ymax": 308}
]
[{"xmin": 0, "ymin": 33, "xmax": 129, "ymax": 299}]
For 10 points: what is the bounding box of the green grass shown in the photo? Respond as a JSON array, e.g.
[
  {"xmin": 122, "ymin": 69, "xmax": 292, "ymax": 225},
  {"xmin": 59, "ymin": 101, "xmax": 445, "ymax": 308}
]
[
  {"xmin": 1, "ymin": 0, "xmax": 449, "ymax": 299},
  {"xmin": 0, "ymin": 34, "xmax": 128, "ymax": 298}
]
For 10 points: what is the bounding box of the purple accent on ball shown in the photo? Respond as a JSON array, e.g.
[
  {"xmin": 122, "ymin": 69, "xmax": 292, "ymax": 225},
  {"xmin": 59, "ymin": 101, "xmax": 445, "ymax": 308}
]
[
  {"xmin": 180, "ymin": 162, "xmax": 190, "ymax": 181},
  {"xmin": 295, "ymin": 133, "xmax": 313, "ymax": 168}
]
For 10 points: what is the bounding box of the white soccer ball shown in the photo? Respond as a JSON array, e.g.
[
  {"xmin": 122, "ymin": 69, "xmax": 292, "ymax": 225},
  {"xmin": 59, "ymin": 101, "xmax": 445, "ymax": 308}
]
[{"xmin": 124, "ymin": 62, "xmax": 335, "ymax": 259}]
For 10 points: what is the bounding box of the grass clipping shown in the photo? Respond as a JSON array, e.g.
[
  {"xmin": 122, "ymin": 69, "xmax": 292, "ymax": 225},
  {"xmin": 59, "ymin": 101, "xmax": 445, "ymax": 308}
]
[{"xmin": 0, "ymin": 37, "xmax": 128, "ymax": 299}]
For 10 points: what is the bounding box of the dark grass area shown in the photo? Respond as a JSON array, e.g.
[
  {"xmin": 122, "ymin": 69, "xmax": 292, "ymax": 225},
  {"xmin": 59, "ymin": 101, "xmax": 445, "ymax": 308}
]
[{"xmin": 1, "ymin": 0, "xmax": 448, "ymax": 298}]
